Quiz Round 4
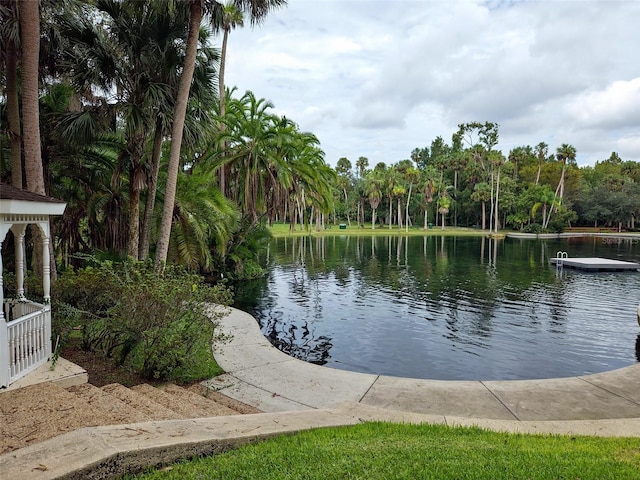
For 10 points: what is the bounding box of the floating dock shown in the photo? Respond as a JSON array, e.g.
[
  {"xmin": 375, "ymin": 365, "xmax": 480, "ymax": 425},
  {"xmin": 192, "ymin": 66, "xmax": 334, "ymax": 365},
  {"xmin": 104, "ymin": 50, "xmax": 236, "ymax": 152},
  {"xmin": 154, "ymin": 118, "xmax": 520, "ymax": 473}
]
[{"xmin": 550, "ymin": 257, "xmax": 640, "ymax": 271}]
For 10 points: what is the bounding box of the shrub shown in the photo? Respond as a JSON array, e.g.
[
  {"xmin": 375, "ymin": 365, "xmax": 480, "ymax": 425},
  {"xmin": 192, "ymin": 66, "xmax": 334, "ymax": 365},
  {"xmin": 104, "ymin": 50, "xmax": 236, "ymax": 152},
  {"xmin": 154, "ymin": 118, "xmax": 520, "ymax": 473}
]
[
  {"xmin": 53, "ymin": 260, "xmax": 232, "ymax": 382},
  {"xmin": 522, "ymin": 223, "xmax": 543, "ymax": 234}
]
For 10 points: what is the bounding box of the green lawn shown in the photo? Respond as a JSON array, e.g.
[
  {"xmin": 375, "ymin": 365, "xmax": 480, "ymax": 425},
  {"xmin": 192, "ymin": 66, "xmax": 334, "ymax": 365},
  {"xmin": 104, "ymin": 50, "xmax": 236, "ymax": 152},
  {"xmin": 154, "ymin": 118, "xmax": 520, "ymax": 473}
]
[
  {"xmin": 128, "ymin": 422, "xmax": 640, "ymax": 479},
  {"xmin": 269, "ymin": 222, "xmax": 488, "ymax": 238}
]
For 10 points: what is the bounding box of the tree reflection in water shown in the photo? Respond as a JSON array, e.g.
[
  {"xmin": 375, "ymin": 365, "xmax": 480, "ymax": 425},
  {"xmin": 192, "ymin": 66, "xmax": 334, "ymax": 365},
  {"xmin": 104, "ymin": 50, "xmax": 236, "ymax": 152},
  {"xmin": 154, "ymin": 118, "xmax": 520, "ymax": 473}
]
[
  {"xmin": 235, "ymin": 235, "xmax": 640, "ymax": 380},
  {"xmin": 261, "ymin": 312, "xmax": 333, "ymax": 365}
]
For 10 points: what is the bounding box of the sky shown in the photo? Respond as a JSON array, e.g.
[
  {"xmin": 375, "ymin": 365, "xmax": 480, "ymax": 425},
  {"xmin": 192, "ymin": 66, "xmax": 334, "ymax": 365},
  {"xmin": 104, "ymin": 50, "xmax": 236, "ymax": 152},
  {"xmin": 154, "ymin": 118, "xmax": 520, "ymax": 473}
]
[{"xmin": 224, "ymin": 0, "xmax": 640, "ymax": 168}]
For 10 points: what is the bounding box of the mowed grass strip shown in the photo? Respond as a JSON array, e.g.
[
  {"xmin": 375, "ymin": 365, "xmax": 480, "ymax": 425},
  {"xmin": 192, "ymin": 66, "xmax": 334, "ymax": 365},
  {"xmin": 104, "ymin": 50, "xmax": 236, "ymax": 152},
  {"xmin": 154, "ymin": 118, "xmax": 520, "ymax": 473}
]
[
  {"xmin": 128, "ymin": 422, "xmax": 640, "ymax": 479},
  {"xmin": 269, "ymin": 222, "xmax": 486, "ymax": 238}
]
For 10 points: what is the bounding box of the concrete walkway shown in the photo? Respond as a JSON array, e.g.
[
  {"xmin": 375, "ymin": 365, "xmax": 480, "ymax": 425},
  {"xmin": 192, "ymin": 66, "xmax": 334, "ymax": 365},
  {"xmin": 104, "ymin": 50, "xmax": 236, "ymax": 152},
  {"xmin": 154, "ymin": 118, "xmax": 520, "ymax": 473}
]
[
  {"xmin": 209, "ymin": 307, "xmax": 640, "ymax": 424},
  {"xmin": 4, "ymin": 306, "xmax": 640, "ymax": 479}
]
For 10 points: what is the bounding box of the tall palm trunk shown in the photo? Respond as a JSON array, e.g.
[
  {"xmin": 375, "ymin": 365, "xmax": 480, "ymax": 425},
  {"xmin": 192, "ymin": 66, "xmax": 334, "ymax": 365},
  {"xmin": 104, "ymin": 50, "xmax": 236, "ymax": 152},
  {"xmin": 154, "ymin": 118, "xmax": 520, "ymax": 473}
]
[
  {"xmin": 6, "ymin": 38, "xmax": 22, "ymax": 188},
  {"xmin": 218, "ymin": 26, "xmax": 230, "ymax": 193},
  {"xmin": 405, "ymin": 182, "xmax": 412, "ymax": 233},
  {"xmin": 155, "ymin": 1, "xmax": 202, "ymax": 268},
  {"xmin": 140, "ymin": 118, "xmax": 164, "ymax": 260},
  {"xmin": 127, "ymin": 133, "xmax": 146, "ymax": 259},
  {"xmin": 493, "ymin": 166, "xmax": 501, "ymax": 233},
  {"xmin": 20, "ymin": 0, "xmax": 45, "ymax": 196},
  {"xmin": 20, "ymin": 0, "xmax": 57, "ymax": 281}
]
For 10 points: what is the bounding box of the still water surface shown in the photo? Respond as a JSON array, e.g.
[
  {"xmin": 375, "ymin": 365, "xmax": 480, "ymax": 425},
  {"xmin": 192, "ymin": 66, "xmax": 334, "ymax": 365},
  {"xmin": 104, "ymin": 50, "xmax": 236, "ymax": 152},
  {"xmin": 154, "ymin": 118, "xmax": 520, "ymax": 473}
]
[{"xmin": 234, "ymin": 235, "xmax": 640, "ymax": 380}]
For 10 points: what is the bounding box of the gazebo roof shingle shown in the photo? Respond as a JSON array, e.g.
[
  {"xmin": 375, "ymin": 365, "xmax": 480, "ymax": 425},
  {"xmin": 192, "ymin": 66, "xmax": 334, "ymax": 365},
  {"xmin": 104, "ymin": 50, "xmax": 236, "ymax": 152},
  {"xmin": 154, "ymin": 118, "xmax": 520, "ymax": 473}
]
[{"xmin": 0, "ymin": 183, "xmax": 65, "ymax": 204}]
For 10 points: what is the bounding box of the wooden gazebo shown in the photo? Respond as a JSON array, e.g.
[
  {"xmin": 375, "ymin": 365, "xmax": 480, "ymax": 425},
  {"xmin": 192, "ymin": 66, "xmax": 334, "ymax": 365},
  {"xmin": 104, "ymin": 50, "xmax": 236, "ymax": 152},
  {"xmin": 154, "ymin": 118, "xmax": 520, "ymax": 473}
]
[{"xmin": 0, "ymin": 183, "xmax": 66, "ymax": 388}]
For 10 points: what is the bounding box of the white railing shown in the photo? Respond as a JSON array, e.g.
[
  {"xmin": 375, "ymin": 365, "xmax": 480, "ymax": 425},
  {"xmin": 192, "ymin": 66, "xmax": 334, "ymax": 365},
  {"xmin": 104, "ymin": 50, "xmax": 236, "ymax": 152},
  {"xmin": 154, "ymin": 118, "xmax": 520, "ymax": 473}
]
[{"xmin": 4, "ymin": 302, "xmax": 51, "ymax": 384}]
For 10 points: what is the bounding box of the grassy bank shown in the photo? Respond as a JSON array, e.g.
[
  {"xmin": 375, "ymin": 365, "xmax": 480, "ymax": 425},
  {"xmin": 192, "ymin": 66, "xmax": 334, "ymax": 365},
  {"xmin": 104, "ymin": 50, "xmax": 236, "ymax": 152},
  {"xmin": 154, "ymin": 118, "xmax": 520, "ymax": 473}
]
[
  {"xmin": 129, "ymin": 422, "xmax": 640, "ymax": 479},
  {"xmin": 269, "ymin": 222, "xmax": 489, "ymax": 238}
]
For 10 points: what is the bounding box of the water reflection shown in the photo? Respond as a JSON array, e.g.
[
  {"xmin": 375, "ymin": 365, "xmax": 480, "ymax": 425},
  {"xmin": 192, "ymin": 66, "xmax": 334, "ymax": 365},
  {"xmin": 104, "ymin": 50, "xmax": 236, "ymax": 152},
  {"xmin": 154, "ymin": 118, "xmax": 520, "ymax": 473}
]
[{"xmin": 234, "ymin": 235, "xmax": 640, "ymax": 380}]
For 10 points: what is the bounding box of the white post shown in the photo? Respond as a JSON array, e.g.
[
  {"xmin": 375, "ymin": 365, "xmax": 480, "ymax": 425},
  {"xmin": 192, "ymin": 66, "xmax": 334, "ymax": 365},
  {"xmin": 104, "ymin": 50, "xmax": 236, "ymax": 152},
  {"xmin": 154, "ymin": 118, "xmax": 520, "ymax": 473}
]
[
  {"xmin": 0, "ymin": 240, "xmax": 9, "ymax": 387},
  {"xmin": 39, "ymin": 222, "xmax": 51, "ymax": 304},
  {"xmin": 12, "ymin": 224, "xmax": 27, "ymax": 300},
  {"xmin": 38, "ymin": 222, "xmax": 52, "ymax": 360}
]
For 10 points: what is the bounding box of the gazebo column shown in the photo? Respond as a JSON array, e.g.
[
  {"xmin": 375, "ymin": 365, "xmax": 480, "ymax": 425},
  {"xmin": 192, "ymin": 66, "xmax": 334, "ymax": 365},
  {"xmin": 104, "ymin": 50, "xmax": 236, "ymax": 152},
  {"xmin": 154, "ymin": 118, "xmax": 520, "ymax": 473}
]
[
  {"xmin": 0, "ymin": 224, "xmax": 9, "ymax": 387},
  {"xmin": 11, "ymin": 224, "xmax": 27, "ymax": 300},
  {"xmin": 38, "ymin": 222, "xmax": 51, "ymax": 304},
  {"xmin": 38, "ymin": 222, "xmax": 52, "ymax": 360}
]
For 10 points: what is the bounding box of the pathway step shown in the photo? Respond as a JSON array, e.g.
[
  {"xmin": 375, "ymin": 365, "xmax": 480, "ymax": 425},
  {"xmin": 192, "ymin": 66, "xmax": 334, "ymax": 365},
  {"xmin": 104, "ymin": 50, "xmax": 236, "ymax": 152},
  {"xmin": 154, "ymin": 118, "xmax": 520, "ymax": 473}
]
[
  {"xmin": 67, "ymin": 383, "xmax": 151, "ymax": 423},
  {"xmin": 159, "ymin": 383, "xmax": 241, "ymax": 417},
  {"xmin": 101, "ymin": 383, "xmax": 182, "ymax": 420},
  {"xmin": 0, "ymin": 382, "xmax": 115, "ymax": 454}
]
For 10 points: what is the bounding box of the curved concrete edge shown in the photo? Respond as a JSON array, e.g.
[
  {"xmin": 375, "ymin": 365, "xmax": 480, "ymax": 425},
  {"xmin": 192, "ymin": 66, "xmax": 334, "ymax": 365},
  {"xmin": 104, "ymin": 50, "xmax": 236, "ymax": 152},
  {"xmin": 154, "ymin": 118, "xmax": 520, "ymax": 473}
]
[
  {"xmin": 506, "ymin": 232, "xmax": 640, "ymax": 239},
  {"xmin": 4, "ymin": 403, "xmax": 640, "ymax": 480},
  {"xmin": 212, "ymin": 307, "xmax": 640, "ymax": 423}
]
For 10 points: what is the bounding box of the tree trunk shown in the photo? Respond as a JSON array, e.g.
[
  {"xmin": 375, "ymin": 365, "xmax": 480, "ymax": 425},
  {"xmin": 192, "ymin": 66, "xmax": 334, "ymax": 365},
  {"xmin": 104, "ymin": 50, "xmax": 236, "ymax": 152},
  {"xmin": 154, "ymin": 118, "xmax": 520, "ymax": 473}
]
[
  {"xmin": 21, "ymin": 0, "xmax": 57, "ymax": 282},
  {"xmin": 405, "ymin": 183, "xmax": 412, "ymax": 233},
  {"xmin": 20, "ymin": 0, "xmax": 45, "ymax": 196},
  {"xmin": 493, "ymin": 166, "xmax": 501, "ymax": 233},
  {"xmin": 155, "ymin": 1, "xmax": 202, "ymax": 268},
  {"xmin": 218, "ymin": 27, "xmax": 229, "ymax": 194},
  {"xmin": 6, "ymin": 38, "xmax": 22, "ymax": 189},
  {"xmin": 343, "ymin": 188, "xmax": 351, "ymax": 226},
  {"xmin": 139, "ymin": 118, "xmax": 164, "ymax": 260},
  {"xmin": 453, "ymin": 170, "xmax": 458, "ymax": 227}
]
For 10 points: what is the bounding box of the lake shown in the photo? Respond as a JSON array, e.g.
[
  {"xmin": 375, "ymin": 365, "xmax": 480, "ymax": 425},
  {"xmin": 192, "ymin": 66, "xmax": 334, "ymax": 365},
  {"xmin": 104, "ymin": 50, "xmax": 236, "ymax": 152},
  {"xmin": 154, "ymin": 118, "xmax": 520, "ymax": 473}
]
[{"xmin": 234, "ymin": 234, "xmax": 640, "ymax": 380}]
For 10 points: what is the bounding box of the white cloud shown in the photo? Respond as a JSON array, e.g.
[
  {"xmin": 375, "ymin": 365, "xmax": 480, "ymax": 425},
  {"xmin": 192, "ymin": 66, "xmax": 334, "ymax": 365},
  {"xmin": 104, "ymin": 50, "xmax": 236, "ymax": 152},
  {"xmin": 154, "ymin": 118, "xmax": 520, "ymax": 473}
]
[
  {"xmin": 223, "ymin": 0, "xmax": 640, "ymax": 167},
  {"xmin": 566, "ymin": 78, "xmax": 640, "ymax": 129}
]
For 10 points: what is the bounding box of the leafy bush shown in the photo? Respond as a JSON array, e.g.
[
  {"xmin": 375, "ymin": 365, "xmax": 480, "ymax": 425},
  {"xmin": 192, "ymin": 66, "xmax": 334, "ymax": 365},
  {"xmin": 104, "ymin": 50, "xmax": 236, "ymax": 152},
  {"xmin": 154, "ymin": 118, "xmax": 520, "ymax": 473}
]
[
  {"xmin": 522, "ymin": 223, "xmax": 543, "ymax": 234},
  {"xmin": 53, "ymin": 260, "xmax": 232, "ymax": 382},
  {"xmin": 215, "ymin": 220, "xmax": 272, "ymax": 280}
]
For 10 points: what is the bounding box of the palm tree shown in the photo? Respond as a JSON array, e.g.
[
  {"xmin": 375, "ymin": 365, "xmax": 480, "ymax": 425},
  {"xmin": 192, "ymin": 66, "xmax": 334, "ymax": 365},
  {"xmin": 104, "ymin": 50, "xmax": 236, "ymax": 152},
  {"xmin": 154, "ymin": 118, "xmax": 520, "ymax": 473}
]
[
  {"xmin": 489, "ymin": 151, "xmax": 505, "ymax": 233},
  {"xmin": 62, "ymin": 0, "xmax": 194, "ymax": 259},
  {"xmin": 471, "ymin": 182, "xmax": 491, "ymax": 230},
  {"xmin": 20, "ymin": 0, "xmax": 45, "ymax": 196},
  {"xmin": 216, "ymin": 91, "xmax": 285, "ymax": 223},
  {"xmin": 217, "ymin": 2, "xmax": 244, "ymax": 193},
  {"xmin": 438, "ymin": 188, "xmax": 452, "ymax": 230},
  {"xmin": 423, "ymin": 176, "xmax": 436, "ymax": 229},
  {"xmin": 365, "ymin": 172, "xmax": 382, "ymax": 229},
  {"xmin": 531, "ymin": 185, "xmax": 559, "ymax": 229},
  {"xmin": 155, "ymin": 0, "xmax": 286, "ymax": 269},
  {"xmin": 1, "ymin": 0, "xmax": 22, "ymax": 188},
  {"xmin": 385, "ymin": 168, "xmax": 400, "ymax": 229},
  {"xmin": 555, "ymin": 143, "xmax": 576, "ymax": 206},
  {"xmin": 534, "ymin": 142, "xmax": 548, "ymax": 185},
  {"xmin": 166, "ymin": 169, "xmax": 239, "ymax": 271},
  {"xmin": 335, "ymin": 157, "xmax": 353, "ymax": 226}
]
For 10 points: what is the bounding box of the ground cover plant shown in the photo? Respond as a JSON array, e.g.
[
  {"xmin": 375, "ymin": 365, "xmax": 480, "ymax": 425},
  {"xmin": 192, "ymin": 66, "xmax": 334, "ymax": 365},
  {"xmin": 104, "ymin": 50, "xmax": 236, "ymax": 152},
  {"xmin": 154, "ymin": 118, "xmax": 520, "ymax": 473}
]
[
  {"xmin": 53, "ymin": 260, "xmax": 231, "ymax": 382},
  {"xmin": 127, "ymin": 422, "xmax": 640, "ymax": 479}
]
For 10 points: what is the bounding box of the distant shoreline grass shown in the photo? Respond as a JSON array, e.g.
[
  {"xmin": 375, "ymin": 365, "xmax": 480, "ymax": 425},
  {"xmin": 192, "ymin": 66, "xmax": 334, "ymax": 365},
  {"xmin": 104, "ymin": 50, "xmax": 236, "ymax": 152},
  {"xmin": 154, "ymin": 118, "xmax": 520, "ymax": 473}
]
[
  {"xmin": 129, "ymin": 422, "xmax": 640, "ymax": 479},
  {"xmin": 268, "ymin": 222, "xmax": 489, "ymax": 238}
]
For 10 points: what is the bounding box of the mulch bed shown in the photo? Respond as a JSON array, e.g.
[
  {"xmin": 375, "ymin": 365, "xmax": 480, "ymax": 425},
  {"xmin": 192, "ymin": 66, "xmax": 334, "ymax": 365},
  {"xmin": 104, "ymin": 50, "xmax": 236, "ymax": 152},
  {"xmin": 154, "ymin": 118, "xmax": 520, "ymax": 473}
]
[{"xmin": 60, "ymin": 338, "xmax": 157, "ymax": 387}]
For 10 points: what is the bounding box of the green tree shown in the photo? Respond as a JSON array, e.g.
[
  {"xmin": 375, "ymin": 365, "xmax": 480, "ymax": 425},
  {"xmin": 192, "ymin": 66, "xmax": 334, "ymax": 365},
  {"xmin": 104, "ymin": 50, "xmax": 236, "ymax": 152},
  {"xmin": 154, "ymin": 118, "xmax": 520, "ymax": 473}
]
[
  {"xmin": 156, "ymin": 0, "xmax": 286, "ymax": 268},
  {"xmin": 217, "ymin": 2, "xmax": 244, "ymax": 194},
  {"xmin": 365, "ymin": 171, "xmax": 383, "ymax": 229},
  {"xmin": 471, "ymin": 182, "xmax": 491, "ymax": 230},
  {"xmin": 534, "ymin": 142, "xmax": 548, "ymax": 185},
  {"xmin": 554, "ymin": 143, "xmax": 577, "ymax": 206},
  {"xmin": 335, "ymin": 157, "xmax": 353, "ymax": 225},
  {"xmin": 531, "ymin": 185, "xmax": 559, "ymax": 229}
]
